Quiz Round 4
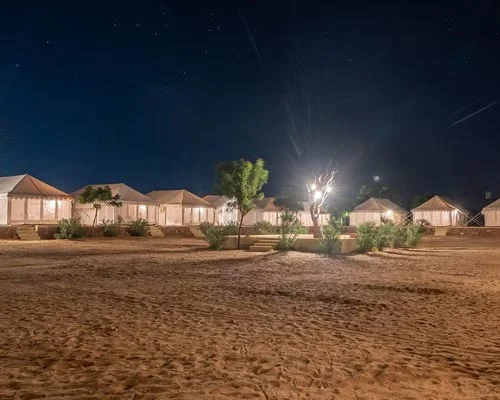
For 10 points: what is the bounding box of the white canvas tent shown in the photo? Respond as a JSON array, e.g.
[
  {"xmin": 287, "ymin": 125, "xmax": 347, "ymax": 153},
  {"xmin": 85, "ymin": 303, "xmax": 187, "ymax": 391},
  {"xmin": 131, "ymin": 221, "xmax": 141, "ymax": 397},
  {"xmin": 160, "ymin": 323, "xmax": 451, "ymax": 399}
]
[
  {"xmin": 0, "ymin": 174, "xmax": 72, "ymax": 225},
  {"xmin": 349, "ymin": 198, "xmax": 408, "ymax": 227},
  {"xmin": 147, "ymin": 190, "xmax": 215, "ymax": 226},
  {"xmin": 482, "ymin": 198, "xmax": 500, "ymax": 226},
  {"xmin": 412, "ymin": 195, "xmax": 469, "ymax": 227},
  {"xmin": 298, "ymin": 202, "xmax": 330, "ymax": 227},
  {"xmin": 203, "ymin": 195, "xmax": 239, "ymax": 225},
  {"xmin": 72, "ymin": 183, "xmax": 158, "ymax": 225}
]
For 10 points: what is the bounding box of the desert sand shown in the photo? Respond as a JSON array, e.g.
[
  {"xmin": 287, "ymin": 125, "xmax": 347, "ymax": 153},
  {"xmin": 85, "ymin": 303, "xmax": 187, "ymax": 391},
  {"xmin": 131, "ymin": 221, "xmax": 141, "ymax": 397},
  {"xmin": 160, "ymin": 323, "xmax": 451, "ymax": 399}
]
[{"xmin": 0, "ymin": 236, "xmax": 499, "ymax": 399}]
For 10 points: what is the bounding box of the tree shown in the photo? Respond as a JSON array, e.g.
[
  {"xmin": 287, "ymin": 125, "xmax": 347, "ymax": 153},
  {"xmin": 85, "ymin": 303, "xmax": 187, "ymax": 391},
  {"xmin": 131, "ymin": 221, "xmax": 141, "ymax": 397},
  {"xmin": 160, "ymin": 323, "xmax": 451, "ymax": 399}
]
[
  {"xmin": 274, "ymin": 194, "xmax": 305, "ymax": 213},
  {"xmin": 215, "ymin": 158, "xmax": 269, "ymax": 249},
  {"xmin": 354, "ymin": 183, "xmax": 390, "ymax": 207},
  {"xmin": 78, "ymin": 185, "xmax": 123, "ymax": 227},
  {"xmin": 307, "ymin": 170, "xmax": 335, "ymax": 238}
]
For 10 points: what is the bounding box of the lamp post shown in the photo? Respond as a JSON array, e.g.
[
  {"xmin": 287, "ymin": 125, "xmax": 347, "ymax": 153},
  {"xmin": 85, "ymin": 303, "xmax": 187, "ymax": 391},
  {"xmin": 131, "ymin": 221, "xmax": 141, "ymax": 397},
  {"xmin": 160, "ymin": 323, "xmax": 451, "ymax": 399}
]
[{"xmin": 307, "ymin": 170, "xmax": 335, "ymax": 238}]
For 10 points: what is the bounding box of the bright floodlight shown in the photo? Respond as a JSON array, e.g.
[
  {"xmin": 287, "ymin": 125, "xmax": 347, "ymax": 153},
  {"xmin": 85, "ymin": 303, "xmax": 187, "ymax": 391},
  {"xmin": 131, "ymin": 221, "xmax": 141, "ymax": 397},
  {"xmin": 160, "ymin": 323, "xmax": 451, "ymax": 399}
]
[
  {"xmin": 326, "ymin": 186, "xmax": 332, "ymax": 193},
  {"xmin": 314, "ymin": 191, "xmax": 322, "ymax": 201},
  {"xmin": 310, "ymin": 183, "xmax": 317, "ymax": 191},
  {"xmin": 386, "ymin": 209, "xmax": 393, "ymax": 216},
  {"xmin": 373, "ymin": 175, "xmax": 380, "ymax": 182}
]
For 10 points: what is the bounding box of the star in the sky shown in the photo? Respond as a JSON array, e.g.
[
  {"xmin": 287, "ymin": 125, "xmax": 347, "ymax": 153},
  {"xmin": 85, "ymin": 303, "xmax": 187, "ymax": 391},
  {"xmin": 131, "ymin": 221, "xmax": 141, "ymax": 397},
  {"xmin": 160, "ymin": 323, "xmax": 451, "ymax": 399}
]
[
  {"xmin": 46, "ymin": 40, "xmax": 51, "ymax": 45},
  {"xmin": 15, "ymin": 63, "xmax": 20, "ymax": 68}
]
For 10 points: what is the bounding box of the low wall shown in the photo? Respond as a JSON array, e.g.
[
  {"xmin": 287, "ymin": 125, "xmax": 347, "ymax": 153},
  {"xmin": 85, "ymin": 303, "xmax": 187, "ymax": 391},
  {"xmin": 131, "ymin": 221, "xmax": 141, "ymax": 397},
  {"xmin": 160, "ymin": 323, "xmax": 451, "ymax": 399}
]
[
  {"xmin": 446, "ymin": 227, "xmax": 500, "ymax": 237},
  {"xmin": 222, "ymin": 234, "xmax": 358, "ymax": 254},
  {"xmin": 0, "ymin": 226, "xmax": 18, "ymax": 240},
  {"xmin": 159, "ymin": 226, "xmax": 194, "ymax": 237}
]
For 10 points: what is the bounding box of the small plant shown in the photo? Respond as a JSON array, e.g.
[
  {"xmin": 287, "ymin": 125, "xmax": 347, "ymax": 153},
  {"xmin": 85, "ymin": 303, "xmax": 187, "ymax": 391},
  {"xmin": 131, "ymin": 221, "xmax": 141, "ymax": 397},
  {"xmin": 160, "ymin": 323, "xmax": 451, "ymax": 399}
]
[
  {"xmin": 54, "ymin": 218, "xmax": 84, "ymax": 239},
  {"xmin": 115, "ymin": 215, "xmax": 124, "ymax": 225},
  {"xmin": 101, "ymin": 219, "xmax": 121, "ymax": 237},
  {"xmin": 320, "ymin": 216, "xmax": 343, "ymax": 256},
  {"xmin": 356, "ymin": 222, "xmax": 377, "ymax": 252},
  {"xmin": 406, "ymin": 224, "xmax": 424, "ymax": 247},
  {"xmin": 254, "ymin": 221, "xmax": 276, "ymax": 235},
  {"xmin": 222, "ymin": 221, "xmax": 238, "ymax": 236},
  {"xmin": 199, "ymin": 221, "xmax": 214, "ymax": 235},
  {"xmin": 277, "ymin": 210, "xmax": 304, "ymax": 251},
  {"xmin": 393, "ymin": 225, "xmax": 408, "ymax": 248},
  {"xmin": 128, "ymin": 219, "xmax": 149, "ymax": 237},
  {"xmin": 206, "ymin": 226, "xmax": 226, "ymax": 249}
]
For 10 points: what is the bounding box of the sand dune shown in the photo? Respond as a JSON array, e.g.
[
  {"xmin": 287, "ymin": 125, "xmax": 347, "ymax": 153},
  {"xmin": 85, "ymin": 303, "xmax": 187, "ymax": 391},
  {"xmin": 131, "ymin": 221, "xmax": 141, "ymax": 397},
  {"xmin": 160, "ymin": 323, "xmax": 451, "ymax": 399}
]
[{"xmin": 0, "ymin": 237, "xmax": 499, "ymax": 399}]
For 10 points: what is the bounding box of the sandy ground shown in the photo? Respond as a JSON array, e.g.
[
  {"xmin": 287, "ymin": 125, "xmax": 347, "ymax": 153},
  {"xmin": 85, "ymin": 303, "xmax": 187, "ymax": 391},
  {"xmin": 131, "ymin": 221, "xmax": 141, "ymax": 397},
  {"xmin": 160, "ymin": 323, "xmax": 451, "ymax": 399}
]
[{"xmin": 0, "ymin": 237, "xmax": 500, "ymax": 399}]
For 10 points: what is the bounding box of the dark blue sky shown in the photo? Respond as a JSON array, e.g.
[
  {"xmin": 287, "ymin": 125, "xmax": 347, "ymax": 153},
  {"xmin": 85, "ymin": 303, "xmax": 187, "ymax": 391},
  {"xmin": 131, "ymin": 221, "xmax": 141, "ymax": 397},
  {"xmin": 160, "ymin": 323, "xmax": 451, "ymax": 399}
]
[{"xmin": 1, "ymin": 1, "xmax": 499, "ymax": 210}]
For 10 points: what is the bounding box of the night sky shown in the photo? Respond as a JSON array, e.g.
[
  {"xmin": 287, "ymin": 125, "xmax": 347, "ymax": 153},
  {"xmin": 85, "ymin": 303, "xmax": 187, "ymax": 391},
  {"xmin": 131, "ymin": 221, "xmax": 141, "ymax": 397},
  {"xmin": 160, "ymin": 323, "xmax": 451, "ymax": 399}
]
[{"xmin": 1, "ymin": 1, "xmax": 499, "ymax": 211}]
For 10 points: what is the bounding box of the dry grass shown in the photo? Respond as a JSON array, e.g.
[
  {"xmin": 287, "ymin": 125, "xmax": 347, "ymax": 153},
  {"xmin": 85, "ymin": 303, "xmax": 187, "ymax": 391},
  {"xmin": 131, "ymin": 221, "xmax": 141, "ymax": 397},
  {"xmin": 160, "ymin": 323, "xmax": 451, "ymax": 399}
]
[{"xmin": 0, "ymin": 237, "xmax": 499, "ymax": 399}]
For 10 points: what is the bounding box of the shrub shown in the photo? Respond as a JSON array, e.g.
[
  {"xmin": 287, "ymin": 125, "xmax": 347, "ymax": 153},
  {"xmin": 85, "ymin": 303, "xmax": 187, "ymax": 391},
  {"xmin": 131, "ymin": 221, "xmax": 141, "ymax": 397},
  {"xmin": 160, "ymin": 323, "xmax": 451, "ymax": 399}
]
[
  {"xmin": 115, "ymin": 215, "xmax": 124, "ymax": 225},
  {"xmin": 128, "ymin": 219, "xmax": 149, "ymax": 237},
  {"xmin": 222, "ymin": 221, "xmax": 238, "ymax": 236},
  {"xmin": 54, "ymin": 218, "xmax": 84, "ymax": 239},
  {"xmin": 277, "ymin": 210, "xmax": 304, "ymax": 251},
  {"xmin": 356, "ymin": 222, "xmax": 377, "ymax": 252},
  {"xmin": 320, "ymin": 217, "xmax": 343, "ymax": 256},
  {"xmin": 199, "ymin": 221, "xmax": 214, "ymax": 235},
  {"xmin": 393, "ymin": 225, "xmax": 408, "ymax": 248},
  {"xmin": 206, "ymin": 226, "xmax": 226, "ymax": 249},
  {"xmin": 406, "ymin": 224, "xmax": 424, "ymax": 247},
  {"xmin": 254, "ymin": 221, "xmax": 276, "ymax": 235},
  {"xmin": 101, "ymin": 219, "xmax": 121, "ymax": 237}
]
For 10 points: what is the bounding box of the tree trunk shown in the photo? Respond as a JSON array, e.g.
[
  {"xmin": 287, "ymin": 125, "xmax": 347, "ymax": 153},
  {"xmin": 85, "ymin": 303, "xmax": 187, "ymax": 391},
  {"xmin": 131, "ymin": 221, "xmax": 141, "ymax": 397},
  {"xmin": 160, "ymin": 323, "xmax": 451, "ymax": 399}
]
[
  {"xmin": 310, "ymin": 204, "xmax": 322, "ymax": 239},
  {"xmin": 237, "ymin": 214, "xmax": 245, "ymax": 250},
  {"xmin": 93, "ymin": 207, "xmax": 98, "ymax": 228}
]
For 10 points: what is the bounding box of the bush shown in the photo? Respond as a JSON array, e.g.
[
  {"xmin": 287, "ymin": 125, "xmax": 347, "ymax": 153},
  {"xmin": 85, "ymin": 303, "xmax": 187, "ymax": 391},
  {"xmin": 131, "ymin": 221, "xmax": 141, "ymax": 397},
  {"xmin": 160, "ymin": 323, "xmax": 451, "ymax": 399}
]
[
  {"xmin": 128, "ymin": 219, "xmax": 149, "ymax": 237},
  {"xmin": 254, "ymin": 221, "xmax": 276, "ymax": 235},
  {"xmin": 221, "ymin": 221, "xmax": 238, "ymax": 236},
  {"xmin": 277, "ymin": 210, "xmax": 304, "ymax": 251},
  {"xmin": 393, "ymin": 225, "xmax": 408, "ymax": 248},
  {"xmin": 357, "ymin": 222, "xmax": 377, "ymax": 252},
  {"xmin": 199, "ymin": 221, "xmax": 214, "ymax": 235},
  {"xmin": 320, "ymin": 217, "xmax": 343, "ymax": 256},
  {"xmin": 54, "ymin": 218, "xmax": 84, "ymax": 239},
  {"xmin": 101, "ymin": 219, "xmax": 121, "ymax": 237},
  {"xmin": 406, "ymin": 224, "xmax": 424, "ymax": 247},
  {"xmin": 206, "ymin": 226, "xmax": 226, "ymax": 249}
]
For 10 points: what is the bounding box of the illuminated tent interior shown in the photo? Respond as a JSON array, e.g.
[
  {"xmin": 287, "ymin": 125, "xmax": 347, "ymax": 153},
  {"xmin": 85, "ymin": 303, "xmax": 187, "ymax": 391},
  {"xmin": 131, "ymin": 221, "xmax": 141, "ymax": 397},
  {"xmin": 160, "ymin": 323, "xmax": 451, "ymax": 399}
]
[
  {"xmin": 0, "ymin": 174, "xmax": 72, "ymax": 225},
  {"xmin": 349, "ymin": 198, "xmax": 408, "ymax": 227},
  {"xmin": 147, "ymin": 190, "xmax": 215, "ymax": 226},
  {"xmin": 412, "ymin": 195, "xmax": 468, "ymax": 227},
  {"xmin": 203, "ymin": 195, "xmax": 239, "ymax": 225},
  {"xmin": 72, "ymin": 183, "xmax": 158, "ymax": 225}
]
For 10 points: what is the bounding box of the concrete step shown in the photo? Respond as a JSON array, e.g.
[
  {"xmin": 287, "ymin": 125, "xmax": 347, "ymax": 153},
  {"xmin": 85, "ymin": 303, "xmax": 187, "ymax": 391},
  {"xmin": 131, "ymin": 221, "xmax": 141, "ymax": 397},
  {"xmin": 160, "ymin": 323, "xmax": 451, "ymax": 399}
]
[
  {"xmin": 190, "ymin": 227, "xmax": 206, "ymax": 238},
  {"xmin": 255, "ymin": 240, "xmax": 279, "ymax": 244},
  {"xmin": 16, "ymin": 226, "xmax": 41, "ymax": 241},
  {"xmin": 249, "ymin": 245, "xmax": 274, "ymax": 252},
  {"xmin": 148, "ymin": 226, "xmax": 165, "ymax": 237}
]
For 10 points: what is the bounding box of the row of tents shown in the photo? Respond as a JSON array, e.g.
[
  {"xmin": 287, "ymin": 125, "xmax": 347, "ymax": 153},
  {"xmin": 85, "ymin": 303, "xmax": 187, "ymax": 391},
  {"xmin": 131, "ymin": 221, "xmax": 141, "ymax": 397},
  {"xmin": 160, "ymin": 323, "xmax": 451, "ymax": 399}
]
[
  {"xmin": 349, "ymin": 196, "xmax": 500, "ymax": 227},
  {"xmin": 1, "ymin": 174, "xmax": 499, "ymax": 228},
  {"xmin": 0, "ymin": 174, "xmax": 329, "ymax": 227}
]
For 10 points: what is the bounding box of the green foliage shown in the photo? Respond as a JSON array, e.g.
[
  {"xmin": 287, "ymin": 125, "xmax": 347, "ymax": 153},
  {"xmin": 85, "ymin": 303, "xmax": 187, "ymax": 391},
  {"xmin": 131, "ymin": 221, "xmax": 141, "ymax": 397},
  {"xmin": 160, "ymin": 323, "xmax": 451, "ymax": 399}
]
[
  {"xmin": 54, "ymin": 218, "xmax": 84, "ymax": 239},
  {"xmin": 78, "ymin": 185, "xmax": 123, "ymax": 227},
  {"xmin": 115, "ymin": 215, "xmax": 124, "ymax": 225},
  {"xmin": 205, "ymin": 226, "xmax": 227, "ymax": 249},
  {"xmin": 254, "ymin": 221, "xmax": 276, "ymax": 235},
  {"xmin": 128, "ymin": 219, "xmax": 149, "ymax": 237},
  {"xmin": 356, "ymin": 222, "xmax": 378, "ymax": 252},
  {"xmin": 406, "ymin": 224, "xmax": 424, "ymax": 247},
  {"xmin": 101, "ymin": 219, "xmax": 121, "ymax": 237},
  {"xmin": 273, "ymin": 195, "xmax": 304, "ymax": 212},
  {"xmin": 355, "ymin": 184, "xmax": 390, "ymax": 207},
  {"xmin": 215, "ymin": 158, "xmax": 269, "ymax": 248},
  {"xmin": 320, "ymin": 217, "xmax": 343, "ymax": 256},
  {"xmin": 199, "ymin": 221, "xmax": 214, "ymax": 235},
  {"xmin": 221, "ymin": 221, "xmax": 238, "ymax": 236},
  {"xmin": 277, "ymin": 210, "xmax": 305, "ymax": 251}
]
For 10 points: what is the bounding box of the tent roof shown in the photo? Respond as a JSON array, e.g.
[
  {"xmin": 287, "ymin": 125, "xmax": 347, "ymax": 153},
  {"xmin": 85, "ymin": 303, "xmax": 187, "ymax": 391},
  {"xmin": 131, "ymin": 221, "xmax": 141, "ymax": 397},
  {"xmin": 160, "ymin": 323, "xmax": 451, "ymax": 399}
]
[
  {"xmin": 72, "ymin": 183, "xmax": 157, "ymax": 204},
  {"xmin": 203, "ymin": 195, "xmax": 231, "ymax": 208},
  {"xmin": 0, "ymin": 174, "xmax": 70, "ymax": 197},
  {"xmin": 412, "ymin": 195, "xmax": 469, "ymax": 214},
  {"xmin": 147, "ymin": 190, "xmax": 214, "ymax": 207},
  {"xmin": 482, "ymin": 198, "xmax": 500, "ymax": 211},
  {"xmin": 353, "ymin": 198, "xmax": 408, "ymax": 214}
]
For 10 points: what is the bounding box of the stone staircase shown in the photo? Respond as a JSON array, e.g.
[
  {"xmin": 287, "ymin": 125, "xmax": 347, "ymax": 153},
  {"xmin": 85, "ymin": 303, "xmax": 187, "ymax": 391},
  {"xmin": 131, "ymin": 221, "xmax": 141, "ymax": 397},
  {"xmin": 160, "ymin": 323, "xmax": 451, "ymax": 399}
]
[
  {"xmin": 434, "ymin": 227, "xmax": 448, "ymax": 237},
  {"xmin": 189, "ymin": 226, "xmax": 206, "ymax": 239},
  {"xmin": 249, "ymin": 238, "xmax": 280, "ymax": 252},
  {"xmin": 16, "ymin": 226, "xmax": 41, "ymax": 241},
  {"xmin": 148, "ymin": 225, "xmax": 165, "ymax": 237}
]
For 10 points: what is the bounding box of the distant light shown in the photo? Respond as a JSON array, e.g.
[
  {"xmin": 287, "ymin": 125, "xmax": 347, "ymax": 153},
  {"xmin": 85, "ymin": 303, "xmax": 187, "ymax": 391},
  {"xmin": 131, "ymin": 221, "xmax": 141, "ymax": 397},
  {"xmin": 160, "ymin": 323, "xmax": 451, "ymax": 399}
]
[
  {"xmin": 373, "ymin": 175, "xmax": 380, "ymax": 182},
  {"xmin": 314, "ymin": 191, "xmax": 322, "ymax": 201},
  {"xmin": 385, "ymin": 209, "xmax": 393, "ymax": 216},
  {"xmin": 326, "ymin": 186, "xmax": 332, "ymax": 193},
  {"xmin": 310, "ymin": 183, "xmax": 317, "ymax": 191}
]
